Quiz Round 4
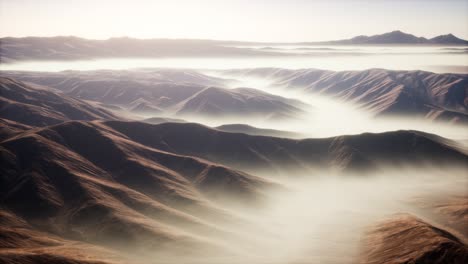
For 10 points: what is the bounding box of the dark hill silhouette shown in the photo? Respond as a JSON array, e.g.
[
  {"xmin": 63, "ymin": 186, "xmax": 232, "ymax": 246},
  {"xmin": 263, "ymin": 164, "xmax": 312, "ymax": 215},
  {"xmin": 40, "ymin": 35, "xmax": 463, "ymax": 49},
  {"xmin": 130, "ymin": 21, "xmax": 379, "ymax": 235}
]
[
  {"xmin": 319, "ymin": 30, "xmax": 468, "ymax": 45},
  {"xmin": 104, "ymin": 121, "xmax": 468, "ymax": 173},
  {"xmin": 215, "ymin": 124, "xmax": 302, "ymax": 138},
  {"xmin": 142, "ymin": 117, "xmax": 186, "ymax": 125}
]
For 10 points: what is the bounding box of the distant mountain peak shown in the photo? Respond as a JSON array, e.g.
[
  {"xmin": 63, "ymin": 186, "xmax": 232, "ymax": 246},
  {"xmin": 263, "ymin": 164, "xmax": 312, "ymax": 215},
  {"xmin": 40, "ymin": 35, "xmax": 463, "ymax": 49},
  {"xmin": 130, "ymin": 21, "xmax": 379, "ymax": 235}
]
[
  {"xmin": 430, "ymin": 33, "xmax": 468, "ymax": 44},
  {"xmin": 388, "ymin": 30, "xmax": 406, "ymax": 35},
  {"xmin": 329, "ymin": 31, "xmax": 468, "ymax": 45}
]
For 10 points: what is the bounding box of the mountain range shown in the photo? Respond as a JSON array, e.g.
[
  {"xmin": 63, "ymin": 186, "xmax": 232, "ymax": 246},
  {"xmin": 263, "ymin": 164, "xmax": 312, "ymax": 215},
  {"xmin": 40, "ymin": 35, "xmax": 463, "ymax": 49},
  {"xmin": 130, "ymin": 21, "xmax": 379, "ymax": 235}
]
[
  {"xmin": 0, "ymin": 77, "xmax": 117, "ymax": 126},
  {"xmin": 317, "ymin": 30, "xmax": 468, "ymax": 45},
  {"xmin": 1, "ymin": 67, "xmax": 468, "ymax": 263},
  {"xmin": 0, "ymin": 71, "xmax": 307, "ymax": 121},
  {"xmin": 2, "ymin": 114, "xmax": 467, "ymax": 263},
  {"xmin": 1, "ymin": 31, "xmax": 466, "ymax": 62},
  {"xmin": 0, "ymin": 37, "xmax": 468, "ymax": 264},
  {"xmin": 3, "ymin": 68, "xmax": 468, "ymax": 124},
  {"xmin": 224, "ymin": 68, "xmax": 468, "ymax": 123}
]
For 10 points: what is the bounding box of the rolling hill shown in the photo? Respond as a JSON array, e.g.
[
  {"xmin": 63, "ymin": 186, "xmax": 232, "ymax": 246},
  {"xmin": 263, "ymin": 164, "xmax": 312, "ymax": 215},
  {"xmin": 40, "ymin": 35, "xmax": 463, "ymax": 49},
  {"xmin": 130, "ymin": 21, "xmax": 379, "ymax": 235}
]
[
  {"xmin": 0, "ymin": 77, "xmax": 118, "ymax": 126},
  {"xmin": 175, "ymin": 87, "xmax": 305, "ymax": 118},
  {"xmin": 1, "ymin": 118, "xmax": 467, "ymax": 263},
  {"xmin": 1, "ymin": 68, "xmax": 467, "ymax": 263},
  {"xmin": 1, "ymin": 72, "xmax": 307, "ymax": 119},
  {"xmin": 0, "ymin": 118, "xmax": 280, "ymax": 262},
  {"xmin": 224, "ymin": 68, "xmax": 468, "ymax": 123},
  {"xmin": 104, "ymin": 121, "xmax": 468, "ymax": 173}
]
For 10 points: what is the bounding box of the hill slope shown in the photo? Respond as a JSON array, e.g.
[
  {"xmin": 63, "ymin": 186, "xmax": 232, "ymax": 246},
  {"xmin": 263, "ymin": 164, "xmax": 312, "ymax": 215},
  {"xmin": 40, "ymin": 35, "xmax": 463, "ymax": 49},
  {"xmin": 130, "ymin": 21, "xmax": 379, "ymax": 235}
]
[
  {"xmin": 0, "ymin": 119, "xmax": 280, "ymax": 261},
  {"xmin": 104, "ymin": 121, "xmax": 468, "ymax": 173},
  {"xmin": 0, "ymin": 77, "xmax": 117, "ymax": 126},
  {"xmin": 360, "ymin": 214, "xmax": 468, "ymax": 264},
  {"xmin": 2, "ymin": 72, "xmax": 306, "ymax": 119},
  {"xmin": 175, "ymin": 87, "xmax": 305, "ymax": 119},
  {"xmin": 224, "ymin": 68, "xmax": 468, "ymax": 123},
  {"xmin": 1, "ymin": 119, "xmax": 467, "ymax": 262}
]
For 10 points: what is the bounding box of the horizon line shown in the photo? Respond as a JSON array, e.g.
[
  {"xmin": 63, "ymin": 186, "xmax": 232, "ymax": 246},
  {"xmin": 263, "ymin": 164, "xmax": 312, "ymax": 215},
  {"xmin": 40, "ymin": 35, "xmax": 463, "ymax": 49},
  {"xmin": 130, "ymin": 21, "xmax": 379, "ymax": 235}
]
[{"xmin": 1, "ymin": 30, "xmax": 465, "ymax": 44}]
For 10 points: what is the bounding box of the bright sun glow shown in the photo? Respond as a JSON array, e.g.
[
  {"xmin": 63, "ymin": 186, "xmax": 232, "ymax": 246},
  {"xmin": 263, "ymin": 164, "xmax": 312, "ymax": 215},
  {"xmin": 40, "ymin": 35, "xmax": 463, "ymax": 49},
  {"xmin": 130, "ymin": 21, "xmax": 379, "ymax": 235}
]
[{"xmin": 1, "ymin": 0, "xmax": 468, "ymax": 41}]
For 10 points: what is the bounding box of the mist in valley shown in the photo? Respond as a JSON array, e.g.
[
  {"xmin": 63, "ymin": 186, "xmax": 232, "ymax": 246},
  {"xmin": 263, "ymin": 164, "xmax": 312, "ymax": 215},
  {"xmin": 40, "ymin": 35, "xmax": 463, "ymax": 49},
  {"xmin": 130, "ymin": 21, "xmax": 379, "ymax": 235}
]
[
  {"xmin": 1, "ymin": 45, "xmax": 467, "ymax": 73},
  {"xmin": 1, "ymin": 12, "xmax": 468, "ymax": 262},
  {"xmin": 122, "ymin": 69, "xmax": 468, "ymax": 141},
  {"xmin": 97, "ymin": 166, "xmax": 467, "ymax": 264}
]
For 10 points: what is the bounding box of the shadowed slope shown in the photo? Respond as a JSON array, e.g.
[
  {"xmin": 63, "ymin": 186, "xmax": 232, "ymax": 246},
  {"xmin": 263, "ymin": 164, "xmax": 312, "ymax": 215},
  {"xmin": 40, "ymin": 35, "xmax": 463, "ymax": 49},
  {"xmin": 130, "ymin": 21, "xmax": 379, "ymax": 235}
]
[
  {"xmin": 215, "ymin": 124, "xmax": 302, "ymax": 138},
  {"xmin": 0, "ymin": 119, "xmax": 466, "ymax": 263},
  {"xmin": 0, "ymin": 77, "xmax": 117, "ymax": 126},
  {"xmin": 0, "ymin": 119, "xmax": 31, "ymax": 141},
  {"xmin": 0, "ymin": 120, "xmax": 279, "ymax": 261},
  {"xmin": 175, "ymin": 86, "xmax": 305, "ymax": 119},
  {"xmin": 104, "ymin": 121, "xmax": 468, "ymax": 173}
]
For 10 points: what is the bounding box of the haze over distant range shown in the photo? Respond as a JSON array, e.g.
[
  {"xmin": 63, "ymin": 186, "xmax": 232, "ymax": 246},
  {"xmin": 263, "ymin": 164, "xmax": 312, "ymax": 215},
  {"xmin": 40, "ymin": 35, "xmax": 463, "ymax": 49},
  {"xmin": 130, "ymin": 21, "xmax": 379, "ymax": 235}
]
[
  {"xmin": 1, "ymin": 31, "xmax": 467, "ymax": 74},
  {"xmin": 1, "ymin": 1, "xmax": 468, "ymax": 263},
  {"xmin": 1, "ymin": 31, "xmax": 467, "ymax": 62}
]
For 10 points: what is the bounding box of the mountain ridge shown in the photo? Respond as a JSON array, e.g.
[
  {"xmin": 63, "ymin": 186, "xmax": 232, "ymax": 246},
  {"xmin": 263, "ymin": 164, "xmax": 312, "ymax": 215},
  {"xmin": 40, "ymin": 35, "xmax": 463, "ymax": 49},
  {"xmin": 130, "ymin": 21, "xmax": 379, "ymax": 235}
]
[
  {"xmin": 0, "ymin": 77, "xmax": 119, "ymax": 126},
  {"xmin": 224, "ymin": 68, "xmax": 468, "ymax": 123},
  {"xmin": 1, "ymin": 31, "xmax": 466, "ymax": 61},
  {"xmin": 317, "ymin": 30, "xmax": 468, "ymax": 45},
  {"xmin": 103, "ymin": 120, "xmax": 468, "ymax": 173}
]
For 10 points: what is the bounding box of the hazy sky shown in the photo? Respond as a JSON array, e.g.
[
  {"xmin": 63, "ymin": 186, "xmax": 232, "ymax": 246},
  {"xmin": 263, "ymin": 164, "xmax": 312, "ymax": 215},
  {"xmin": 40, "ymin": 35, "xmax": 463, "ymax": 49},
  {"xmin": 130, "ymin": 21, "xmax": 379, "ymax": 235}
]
[{"xmin": 1, "ymin": 0, "xmax": 467, "ymax": 41}]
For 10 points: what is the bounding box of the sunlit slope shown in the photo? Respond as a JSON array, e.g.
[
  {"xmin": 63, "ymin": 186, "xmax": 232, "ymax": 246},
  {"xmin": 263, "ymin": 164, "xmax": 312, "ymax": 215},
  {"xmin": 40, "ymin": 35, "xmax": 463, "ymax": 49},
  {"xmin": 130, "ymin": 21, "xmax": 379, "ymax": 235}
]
[
  {"xmin": 360, "ymin": 214, "xmax": 468, "ymax": 264},
  {"xmin": 0, "ymin": 210, "xmax": 123, "ymax": 264}
]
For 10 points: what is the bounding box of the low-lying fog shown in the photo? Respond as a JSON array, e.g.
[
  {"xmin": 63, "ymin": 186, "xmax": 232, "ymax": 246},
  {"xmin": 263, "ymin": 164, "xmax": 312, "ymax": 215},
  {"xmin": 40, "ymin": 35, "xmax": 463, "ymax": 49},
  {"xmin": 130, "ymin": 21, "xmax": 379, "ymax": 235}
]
[
  {"xmin": 123, "ymin": 70, "xmax": 468, "ymax": 141},
  {"xmin": 216, "ymin": 72, "xmax": 468, "ymax": 140},
  {"xmin": 1, "ymin": 45, "xmax": 467, "ymax": 73},
  {"xmin": 1, "ymin": 46, "xmax": 467, "ymax": 264},
  {"xmin": 181, "ymin": 104, "xmax": 468, "ymax": 140},
  {"xmin": 136, "ymin": 167, "xmax": 468, "ymax": 264}
]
